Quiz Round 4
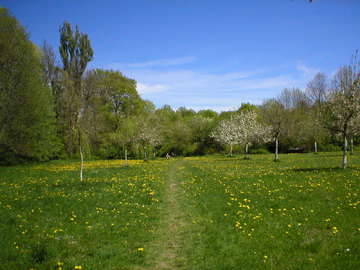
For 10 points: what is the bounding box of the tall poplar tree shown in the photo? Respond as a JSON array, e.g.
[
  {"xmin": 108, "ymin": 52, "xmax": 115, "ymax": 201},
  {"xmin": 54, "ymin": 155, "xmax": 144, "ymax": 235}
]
[{"xmin": 58, "ymin": 21, "xmax": 93, "ymax": 156}]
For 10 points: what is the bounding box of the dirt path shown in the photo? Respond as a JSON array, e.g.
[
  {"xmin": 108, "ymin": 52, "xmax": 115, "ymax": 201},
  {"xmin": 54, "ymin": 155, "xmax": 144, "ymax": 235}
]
[{"xmin": 151, "ymin": 160, "xmax": 188, "ymax": 270}]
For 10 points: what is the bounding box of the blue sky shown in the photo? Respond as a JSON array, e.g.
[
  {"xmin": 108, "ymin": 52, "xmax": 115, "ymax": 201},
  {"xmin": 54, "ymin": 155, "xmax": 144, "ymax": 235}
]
[{"xmin": 2, "ymin": 0, "xmax": 359, "ymax": 111}]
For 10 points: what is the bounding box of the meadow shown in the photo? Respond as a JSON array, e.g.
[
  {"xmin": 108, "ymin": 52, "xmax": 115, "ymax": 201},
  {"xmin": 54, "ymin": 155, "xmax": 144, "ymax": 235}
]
[{"xmin": 0, "ymin": 153, "xmax": 359, "ymax": 270}]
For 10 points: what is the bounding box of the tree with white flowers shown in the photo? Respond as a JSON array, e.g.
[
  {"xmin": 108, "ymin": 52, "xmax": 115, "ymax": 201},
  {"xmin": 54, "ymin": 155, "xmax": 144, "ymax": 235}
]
[
  {"xmin": 137, "ymin": 118, "xmax": 162, "ymax": 160},
  {"xmin": 211, "ymin": 111, "xmax": 272, "ymax": 158},
  {"xmin": 323, "ymin": 57, "xmax": 360, "ymax": 168},
  {"xmin": 211, "ymin": 116, "xmax": 240, "ymax": 156},
  {"xmin": 235, "ymin": 111, "xmax": 272, "ymax": 159}
]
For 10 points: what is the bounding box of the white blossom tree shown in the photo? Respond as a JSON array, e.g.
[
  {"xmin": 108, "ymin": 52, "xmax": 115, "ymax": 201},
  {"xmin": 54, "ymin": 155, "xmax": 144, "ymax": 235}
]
[
  {"xmin": 211, "ymin": 117, "xmax": 240, "ymax": 156},
  {"xmin": 211, "ymin": 111, "xmax": 271, "ymax": 158},
  {"xmin": 323, "ymin": 59, "xmax": 360, "ymax": 168},
  {"xmin": 137, "ymin": 120, "xmax": 162, "ymax": 160},
  {"xmin": 234, "ymin": 111, "xmax": 272, "ymax": 159}
]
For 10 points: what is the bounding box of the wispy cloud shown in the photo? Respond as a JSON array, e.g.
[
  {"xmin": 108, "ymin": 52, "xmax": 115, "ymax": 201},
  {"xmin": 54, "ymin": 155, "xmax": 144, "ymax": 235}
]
[
  {"xmin": 137, "ymin": 82, "xmax": 170, "ymax": 94},
  {"xmin": 127, "ymin": 69, "xmax": 300, "ymax": 111},
  {"xmin": 296, "ymin": 62, "xmax": 319, "ymax": 80},
  {"xmin": 108, "ymin": 56, "xmax": 196, "ymax": 69},
  {"xmin": 103, "ymin": 57, "xmax": 311, "ymax": 112}
]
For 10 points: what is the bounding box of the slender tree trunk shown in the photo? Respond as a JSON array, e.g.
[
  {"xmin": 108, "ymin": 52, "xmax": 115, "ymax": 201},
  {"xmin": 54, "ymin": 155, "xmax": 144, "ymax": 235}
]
[
  {"xmin": 79, "ymin": 144, "xmax": 83, "ymax": 182},
  {"xmin": 125, "ymin": 148, "xmax": 128, "ymax": 166},
  {"xmin": 342, "ymin": 136, "xmax": 348, "ymax": 169},
  {"xmin": 350, "ymin": 138, "xmax": 354, "ymax": 155},
  {"xmin": 229, "ymin": 144, "xmax": 233, "ymax": 157},
  {"xmin": 314, "ymin": 141, "xmax": 317, "ymax": 153},
  {"xmin": 245, "ymin": 142, "xmax": 249, "ymax": 159},
  {"xmin": 275, "ymin": 138, "xmax": 279, "ymax": 162},
  {"xmin": 144, "ymin": 148, "xmax": 147, "ymax": 161}
]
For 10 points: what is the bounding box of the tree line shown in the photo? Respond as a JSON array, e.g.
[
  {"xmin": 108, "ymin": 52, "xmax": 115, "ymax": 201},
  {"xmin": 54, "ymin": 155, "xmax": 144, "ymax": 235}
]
[{"xmin": 1, "ymin": 8, "xmax": 359, "ymax": 168}]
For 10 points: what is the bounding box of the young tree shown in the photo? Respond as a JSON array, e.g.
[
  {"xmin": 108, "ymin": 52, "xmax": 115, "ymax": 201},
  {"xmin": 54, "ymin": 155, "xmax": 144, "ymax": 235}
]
[
  {"xmin": 0, "ymin": 8, "xmax": 59, "ymax": 164},
  {"xmin": 259, "ymin": 99, "xmax": 286, "ymax": 161},
  {"xmin": 211, "ymin": 118, "xmax": 239, "ymax": 156},
  {"xmin": 211, "ymin": 113, "xmax": 253, "ymax": 157},
  {"xmin": 137, "ymin": 118, "xmax": 162, "ymax": 160},
  {"xmin": 306, "ymin": 73, "xmax": 328, "ymax": 152},
  {"xmin": 323, "ymin": 62, "xmax": 360, "ymax": 168},
  {"xmin": 238, "ymin": 111, "xmax": 272, "ymax": 159},
  {"xmin": 58, "ymin": 21, "xmax": 93, "ymax": 157}
]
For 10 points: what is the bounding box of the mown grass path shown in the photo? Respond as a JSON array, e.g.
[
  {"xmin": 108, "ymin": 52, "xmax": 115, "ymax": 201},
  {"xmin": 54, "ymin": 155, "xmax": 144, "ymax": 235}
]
[{"xmin": 148, "ymin": 159, "xmax": 188, "ymax": 270}]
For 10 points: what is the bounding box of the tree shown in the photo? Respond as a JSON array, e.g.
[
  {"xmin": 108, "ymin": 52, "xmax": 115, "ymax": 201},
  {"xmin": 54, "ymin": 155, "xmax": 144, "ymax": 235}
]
[
  {"xmin": 235, "ymin": 111, "xmax": 272, "ymax": 159},
  {"xmin": 305, "ymin": 73, "xmax": 329, "ymax": 153},
  {"xmin": 137, "ymin": 116, "xmax": 162, "ymax": 160},
  {"xmin": 259, "ymin": 99, "xmax": 286, "ymax": 161},
  {"xmin": 0, "ymin": 8, "xmax": 59, "ymax": 164},
  {"xmin": 211, "ymin": 115, "xmax": 241, "ymax": 156},
  {"xmin": 323, "ymin": 61, "xmax": 360, "ymax": 168},
  {"xmin": 58, "ymin": 21, "xmax": 93, "ymax": 157}
]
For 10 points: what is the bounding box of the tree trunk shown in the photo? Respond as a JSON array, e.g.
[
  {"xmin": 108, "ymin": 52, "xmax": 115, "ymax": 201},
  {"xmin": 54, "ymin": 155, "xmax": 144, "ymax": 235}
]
[
  {"xmin": 342, "ymin": 136, "xmax": 348, "ymax": 169},
  {"xmin": 314, "ymin": 141, "xmax": 317, "ymax": 153},
  {"xmin": 229, "ymin": 144, "xmax": 233, "ymax": 157},
  {"xmin": 350, "ymin": 138, "xmax": 354, "ymax": 155},
  {"xmin": 79, "ymin": 144, "xmax": 83, "ymax": 182},
  {"xmin": 245, "ymin": 142, "xmax": 249, "ymax": 159},
  {"xmin": 275, "ymin": 138, "xmax": 279, "ymax": 162},
  {"xmin": 125, "ymin": 148, "xmax": 128, "ymax": 166},
  {"xmin": 144, "ymin": 148, "xmax": 147, "ymax": 161}
]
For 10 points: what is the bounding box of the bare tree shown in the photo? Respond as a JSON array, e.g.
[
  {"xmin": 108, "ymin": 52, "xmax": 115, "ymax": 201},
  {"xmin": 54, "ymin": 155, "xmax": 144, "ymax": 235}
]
[
  {"xmin": 306, "ymin": 73, "xmax": 328, "ymax": 152},
  {"xmin": 259, "ymin": 99, "xmax": 287, "ymax": 161}
]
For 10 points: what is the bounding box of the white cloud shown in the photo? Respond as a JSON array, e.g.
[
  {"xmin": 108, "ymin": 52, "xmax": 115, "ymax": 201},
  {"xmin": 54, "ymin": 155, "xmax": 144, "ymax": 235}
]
[
  {"xmin": 296, "ymin": 62, "xmax": 319, "ymax": 80},
  {"xmin": 108, "ymin": 56, "xmax": 196, "ymax": 69},
  {"xmin": 137, "ymin": 82, "xmax": 170, "ymax": 94},
  {"xmin": 102, "ymin": 59, "xmax": 310, "ymax": 112},
  {"xmin": 128, "ymin": 69, "xmax": 300, "ymax": 111}
]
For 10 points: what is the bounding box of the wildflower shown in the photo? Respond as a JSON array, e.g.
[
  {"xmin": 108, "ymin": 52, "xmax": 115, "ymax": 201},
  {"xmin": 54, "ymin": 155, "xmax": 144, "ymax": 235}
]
[
  {"xmin": 137, "ymin": 247, "xmax": 144, "ymax": 252},
  {"xmin": 332, "ymin": 226, "xmax": 339, "ymax": 234},
  {"xmin": 74, "ymin": 266, "xmax": 82, "ymax": 270}
]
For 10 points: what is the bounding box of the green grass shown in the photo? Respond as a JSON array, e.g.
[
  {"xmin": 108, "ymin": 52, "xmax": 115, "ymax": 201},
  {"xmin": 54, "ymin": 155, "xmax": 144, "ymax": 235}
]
[
  {"xmin": 180, "ymin": 153, "xmax": 360, "ymax": 269},
  {"xmin": 0, "ymin": 153, "xmax": 359, "ymax": 269},
  {"xmin": 0, "ymin": 159, "xmax": 166, "ymax": 270}
]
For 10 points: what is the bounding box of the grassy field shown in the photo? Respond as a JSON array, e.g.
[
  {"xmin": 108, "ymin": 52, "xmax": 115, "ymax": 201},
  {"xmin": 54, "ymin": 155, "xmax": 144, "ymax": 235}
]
[{"xmin": 0, "ymin": 153, "xmax": 359, "ymax": 270}]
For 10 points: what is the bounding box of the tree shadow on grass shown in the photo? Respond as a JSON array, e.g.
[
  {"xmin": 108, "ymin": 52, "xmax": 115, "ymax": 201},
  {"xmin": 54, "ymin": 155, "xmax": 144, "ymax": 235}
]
[{"xmin": 289, "ymin": 167, "xmax": 359, "ymax": 173}]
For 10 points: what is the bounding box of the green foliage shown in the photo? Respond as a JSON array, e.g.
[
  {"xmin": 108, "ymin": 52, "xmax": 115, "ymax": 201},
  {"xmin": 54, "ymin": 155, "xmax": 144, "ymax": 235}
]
[
  {"xmin": 59, "ymin": 22, "xmax": 93, "ymax": 82},
  {"xmin": 318, "ymin": 144, "xmax": 342, "ymax": 152},
  {"xmin": 249, "ymin": 147, "xmax": 270, "ymax": 154},
  {"xmin": 0, "ymin": 8, "xmax": 60, "ymax": 164},
  {"xmin": 237, "ymin": 102, "xmax": 258, "ymax": 112}
]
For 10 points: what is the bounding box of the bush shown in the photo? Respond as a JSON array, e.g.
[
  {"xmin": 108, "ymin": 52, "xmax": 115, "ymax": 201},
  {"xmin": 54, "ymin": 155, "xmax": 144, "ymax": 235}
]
[
  {"xmin": 318, "ymin": 144, "xmax": 341, "ymax": 152},
  {"xmin": 249, "ymin": 148, "xmax": 270, "ymax": 154}
]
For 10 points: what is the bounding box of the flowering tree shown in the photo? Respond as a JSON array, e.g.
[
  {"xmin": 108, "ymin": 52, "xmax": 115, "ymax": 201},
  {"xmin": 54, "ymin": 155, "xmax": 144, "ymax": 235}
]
[
  {"xmin": 323, "ymin": 61, "xmax": 360, "ymax": 168},
  {"xmin": 235, "ymin": 111, "xmax": 272, "ymax": 159},
  {"xmin": 137, "ymin": 120, "xmax": 162, "ymax": 160},
  {"xmin": 211, "ymin": 111, "xmax": 271, "ymax": 158},
  {"xmin": 211, "ymin": 117, "xmax": 240, "ymax": 156}
]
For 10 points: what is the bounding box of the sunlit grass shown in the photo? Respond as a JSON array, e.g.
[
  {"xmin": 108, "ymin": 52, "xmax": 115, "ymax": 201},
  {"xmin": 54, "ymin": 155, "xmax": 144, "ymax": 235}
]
[
  {"xmin": 0, "ymin": 159, "xmax": 166, "ymax": 270},
  {"xmin": 180, "ymin": 153, "xmax": 360, "ymax": 269}
]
